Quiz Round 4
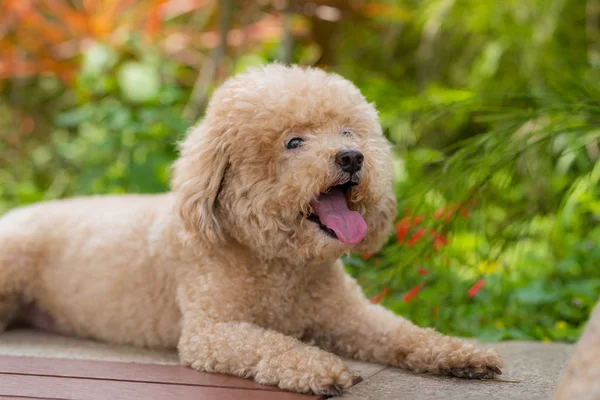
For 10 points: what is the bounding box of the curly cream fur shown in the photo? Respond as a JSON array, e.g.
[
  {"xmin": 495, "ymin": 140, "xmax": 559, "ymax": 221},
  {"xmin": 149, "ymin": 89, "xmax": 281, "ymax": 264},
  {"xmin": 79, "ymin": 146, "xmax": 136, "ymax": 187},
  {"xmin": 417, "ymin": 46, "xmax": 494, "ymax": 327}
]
[{"xmin": 0, "ymin": 64, "xmax": 502, "ymax": 395}]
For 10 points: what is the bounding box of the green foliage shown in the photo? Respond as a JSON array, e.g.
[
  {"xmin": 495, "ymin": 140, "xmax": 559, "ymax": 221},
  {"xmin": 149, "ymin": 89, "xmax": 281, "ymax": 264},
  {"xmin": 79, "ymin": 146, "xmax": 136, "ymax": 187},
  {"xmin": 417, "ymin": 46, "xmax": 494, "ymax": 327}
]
[
  {"xmin": 332, "ymin": 0, "xmax": 600, "ymax": 343},
  {"xmin": 0, "ymin": 39, "xmax": 189, "ymax": 213}
]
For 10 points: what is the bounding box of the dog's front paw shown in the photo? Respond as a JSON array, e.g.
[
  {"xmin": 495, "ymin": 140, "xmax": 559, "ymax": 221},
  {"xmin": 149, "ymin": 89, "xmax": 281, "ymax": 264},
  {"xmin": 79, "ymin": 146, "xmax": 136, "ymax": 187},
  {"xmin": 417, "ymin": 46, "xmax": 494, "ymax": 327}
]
[
  {"xmin": 255, "ymin": 347, "xmax": 354, "ymax": 395},
  {"xmin": 441, "ymin": 345, "xmax": 503, "ymax": 379}
]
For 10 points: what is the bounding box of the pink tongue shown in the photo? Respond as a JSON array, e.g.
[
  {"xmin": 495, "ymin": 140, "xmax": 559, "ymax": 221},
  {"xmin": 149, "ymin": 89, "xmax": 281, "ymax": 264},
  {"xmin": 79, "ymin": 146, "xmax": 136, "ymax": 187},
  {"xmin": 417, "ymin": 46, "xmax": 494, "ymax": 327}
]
[{"xmin": 311, "ymin": 187, "xmax": 367, "ymax": 244}]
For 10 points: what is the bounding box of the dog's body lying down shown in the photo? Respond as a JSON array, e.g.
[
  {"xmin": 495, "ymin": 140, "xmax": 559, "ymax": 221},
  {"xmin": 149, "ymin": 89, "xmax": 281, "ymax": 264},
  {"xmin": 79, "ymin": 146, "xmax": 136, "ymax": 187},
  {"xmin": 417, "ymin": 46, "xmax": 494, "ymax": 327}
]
[
  {"xmin": 0, "ymin": 64, "xmax": 502, "ymax": 395},
  {"xmin": 1, "ymin": 194, "xmax": 181, "ymax": 344}
]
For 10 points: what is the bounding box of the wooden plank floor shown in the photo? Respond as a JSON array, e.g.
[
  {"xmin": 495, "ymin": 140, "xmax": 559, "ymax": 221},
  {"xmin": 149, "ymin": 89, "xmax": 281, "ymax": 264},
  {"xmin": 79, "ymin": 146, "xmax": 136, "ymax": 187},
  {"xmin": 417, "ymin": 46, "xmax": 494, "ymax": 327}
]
[{"xmin": 0, "ymin": 355, "xmax": 360, "ymax": 400}]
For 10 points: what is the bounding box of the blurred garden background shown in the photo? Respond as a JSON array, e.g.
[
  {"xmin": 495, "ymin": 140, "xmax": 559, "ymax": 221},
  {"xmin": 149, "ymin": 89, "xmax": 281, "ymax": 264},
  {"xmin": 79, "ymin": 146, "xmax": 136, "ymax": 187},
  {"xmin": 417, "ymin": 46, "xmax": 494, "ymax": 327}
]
[{"xmin": 1, "ymin": 0, "xmax": 599, "ymax": 343}]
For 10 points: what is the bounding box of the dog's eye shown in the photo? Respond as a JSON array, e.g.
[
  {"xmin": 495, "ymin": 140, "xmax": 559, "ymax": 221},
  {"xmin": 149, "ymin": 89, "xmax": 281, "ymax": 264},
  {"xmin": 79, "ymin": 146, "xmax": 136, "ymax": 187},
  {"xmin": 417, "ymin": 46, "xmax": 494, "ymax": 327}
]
[
  {"xmin": 286, "ymin": 137, "xmax": 303, "ymax": 150},
  {"xmin": 341, "ymin": 129, "xmax": 353, "ymax": 136}
]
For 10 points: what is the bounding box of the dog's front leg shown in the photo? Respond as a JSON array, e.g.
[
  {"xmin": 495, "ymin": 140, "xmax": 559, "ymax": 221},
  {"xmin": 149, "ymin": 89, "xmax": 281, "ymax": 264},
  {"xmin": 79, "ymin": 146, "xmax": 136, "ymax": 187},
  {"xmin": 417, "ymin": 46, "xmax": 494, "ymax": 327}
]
[
  {"xmin": 309, "ymin": 269, "xmax": 503, "ymax": 378},
  {"xmin": 177, "ymin": 315, "xmax": 354, "ymax": 395}
]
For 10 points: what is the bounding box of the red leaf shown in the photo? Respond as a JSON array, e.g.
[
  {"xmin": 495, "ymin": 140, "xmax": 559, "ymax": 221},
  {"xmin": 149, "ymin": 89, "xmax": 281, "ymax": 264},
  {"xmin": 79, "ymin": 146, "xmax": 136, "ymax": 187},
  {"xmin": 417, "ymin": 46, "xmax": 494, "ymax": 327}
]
[
  {"xmin": 468, "ymin": 279, "xmax": 485, "ymax": 298},
  {"xmin": 370, "ymin": 287, "xmax": 389, "ymax": 304},
  {"xmin": 144, "ymin": 0, "xmax": 167, "ymax": 41},
  {"xmin": 403, "ymin": 283, "xmax": 424, "ymax": 303}
]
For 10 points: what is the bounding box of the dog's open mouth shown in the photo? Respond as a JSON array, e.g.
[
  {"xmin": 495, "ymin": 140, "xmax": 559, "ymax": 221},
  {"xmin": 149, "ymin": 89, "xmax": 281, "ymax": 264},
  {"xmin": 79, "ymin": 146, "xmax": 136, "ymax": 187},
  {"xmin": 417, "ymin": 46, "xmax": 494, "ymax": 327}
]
[{"xmin": 308, "ymin": 181, "xmax": 367, "ymax": 245}]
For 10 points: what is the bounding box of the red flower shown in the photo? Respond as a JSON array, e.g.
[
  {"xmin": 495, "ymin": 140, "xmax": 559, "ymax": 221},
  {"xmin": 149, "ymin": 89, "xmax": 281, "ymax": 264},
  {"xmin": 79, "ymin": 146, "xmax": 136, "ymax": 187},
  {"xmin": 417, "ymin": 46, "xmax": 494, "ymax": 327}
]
[
  {"xmin": 406, "ymin": 228, "xmax": 427, "ymax": 247},
  {"xmin": 370, "ymin": 287, "xmax": 389, "ymax": 304},
  {"xmin": 398, "ymin": 216, "xmax": 412, "ymax": 225},
  {"xmin": 443, "ymin": 202, "xmax": 463, "ymax": 222},
  {"xmin": 417, "ymin": 267, "xmax": 429, "ymax": 276},
  {"xmin": 468, "ymin": 279, "xmax": 485, "ymax": 298},
  {"xmin": 412, "ymin": 215, "xmax": 424, "ymax": 226},
  {"xmin": 403, "ymin": 283, "xmax": 424, "ymax": 303},
  {"xmin": 395, "ymin": 216, "xmax": 411, "ymax": 243},
  {"xmin": 434, "ymin": 207, "xmax": 445, "ymax": 220},
  {"xmin": 433, "ymin": 234, "xmax": 448, "ymax": 251},
  {"xmin": 362, "ymin": 253, "xmax": 374, "ymax": 260}
]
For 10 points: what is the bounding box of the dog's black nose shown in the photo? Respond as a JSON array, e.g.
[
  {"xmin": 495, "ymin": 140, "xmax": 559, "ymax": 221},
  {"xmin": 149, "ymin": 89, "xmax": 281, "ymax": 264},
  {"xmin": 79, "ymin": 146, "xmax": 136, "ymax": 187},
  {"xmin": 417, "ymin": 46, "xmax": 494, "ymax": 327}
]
[{"xmin": 335, "ymin": 149, "xmax": 364, "ymax": 173}]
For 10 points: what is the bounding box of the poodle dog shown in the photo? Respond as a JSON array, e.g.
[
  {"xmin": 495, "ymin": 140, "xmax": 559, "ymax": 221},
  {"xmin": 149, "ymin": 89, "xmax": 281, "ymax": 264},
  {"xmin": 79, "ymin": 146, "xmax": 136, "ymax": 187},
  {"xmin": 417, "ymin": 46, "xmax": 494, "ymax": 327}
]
[{"xmin": 0, "ymin": 64, "xmax": 502, "ymax": 395}]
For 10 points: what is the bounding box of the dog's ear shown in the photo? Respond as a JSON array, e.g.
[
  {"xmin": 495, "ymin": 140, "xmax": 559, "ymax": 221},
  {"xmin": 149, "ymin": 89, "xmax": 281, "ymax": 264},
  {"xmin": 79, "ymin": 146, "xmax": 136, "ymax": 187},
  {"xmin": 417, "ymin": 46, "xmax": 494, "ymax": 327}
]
[{"xmin": 171, "ymin": 121, "xmax": 229, "ymax": 245}]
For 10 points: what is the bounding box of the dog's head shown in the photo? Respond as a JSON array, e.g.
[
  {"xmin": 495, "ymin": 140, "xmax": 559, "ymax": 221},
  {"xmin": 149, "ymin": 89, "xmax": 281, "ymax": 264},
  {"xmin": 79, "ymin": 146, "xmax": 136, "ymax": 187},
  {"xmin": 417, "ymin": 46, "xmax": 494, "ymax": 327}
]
[{"xmin": 172, "ymin": 64, "xmax": 396, "ymax": 262}]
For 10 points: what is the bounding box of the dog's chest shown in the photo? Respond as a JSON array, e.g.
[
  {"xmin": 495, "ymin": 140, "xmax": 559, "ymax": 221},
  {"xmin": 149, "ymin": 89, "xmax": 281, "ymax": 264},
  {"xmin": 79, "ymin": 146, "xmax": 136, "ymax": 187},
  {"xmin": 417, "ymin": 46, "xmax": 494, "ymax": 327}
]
[{"xmin": 229, "ymin": 269, "xmax": 317, "ymax": 337}]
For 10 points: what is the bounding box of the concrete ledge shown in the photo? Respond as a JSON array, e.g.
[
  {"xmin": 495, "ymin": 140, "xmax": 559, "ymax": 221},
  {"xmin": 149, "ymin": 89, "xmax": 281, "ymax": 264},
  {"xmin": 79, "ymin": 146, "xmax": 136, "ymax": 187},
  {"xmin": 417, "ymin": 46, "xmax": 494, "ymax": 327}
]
[
  {"xmin": 0, "ymin": 330, "xmax": 573, "ymax": 400},
  {"xmin": 342, "ymin": 342, "xmax": 573, "ymax": 400}
]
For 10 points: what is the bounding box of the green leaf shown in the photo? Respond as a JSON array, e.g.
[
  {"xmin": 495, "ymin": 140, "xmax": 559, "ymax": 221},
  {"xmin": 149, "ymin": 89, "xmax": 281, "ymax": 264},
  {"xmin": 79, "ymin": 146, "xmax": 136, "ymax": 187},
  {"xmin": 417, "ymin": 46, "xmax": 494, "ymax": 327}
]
[
  {"xmin": 54, "ymin": 106, "xmax": 94, "ymax": 127},
  {"xmin": 477, "ymin": 328, "xmax": 505, "ymax": 342},
  {"xmin": 81, "ymin": 42, "xmax": 118, "ymax": 76},
  {"xmin": 16, "ymin": 182, "xmax": 43, "ymax": 205},
  {"xmin": 407, "ymin": 148, "xmax": 445, "ymax": 165},
  {"xmin": 117, "ymin": 62, "xmax": 161, "ymax": 103},
  {"xmin": 515, "ymin": 282, "xmax": 560, "ymax": 305}
]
